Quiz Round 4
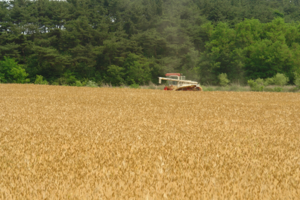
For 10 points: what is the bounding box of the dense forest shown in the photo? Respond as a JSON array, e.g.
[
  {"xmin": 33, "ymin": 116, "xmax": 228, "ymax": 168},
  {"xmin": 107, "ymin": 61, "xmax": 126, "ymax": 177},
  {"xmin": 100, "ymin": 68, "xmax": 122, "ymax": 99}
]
[{"xmin": 1, "ymin": 0, "xmax": 300, "ymax": 86}]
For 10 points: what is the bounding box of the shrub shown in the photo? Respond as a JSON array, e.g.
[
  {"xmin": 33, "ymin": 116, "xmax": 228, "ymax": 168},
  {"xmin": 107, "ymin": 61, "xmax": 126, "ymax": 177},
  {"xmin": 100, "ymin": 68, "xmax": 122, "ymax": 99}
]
[
  {"xmin": 81, "ymin": 79, "xmax": 88, "ymax": 86},
  {"xmin": 75, "ymin": 81, "xmax": 82, "ymax": 87},
  {"xmin": 294, "ymin": 72, "xmax": 300, "ymax": 88},
  {"xmin": 273, "ymin": 73, "xmax": 289, "ymax": 86},
  {"xmin": 55, "ymin": 77, "xmax": 70, "ymax": 85},
  {"xmin": 86, "ymin": 80, "xmax": 98, "ymax": 87},
  {"xmin": 248, "ymin": 79, "xmax": 264, "ymax": 91},
  {"xmin": 63, "ymin": 71, "xmax": 77, "ymax": 85},
  {"xmin": 130, "ymin": 83, "xmax": 140, "ymax": 89},
  {"xmin": 218, "ymin": 73, "xmax": 230, "ymax": 86},
  {"xmin": 0, "ymin": 56, "xmax": 29, "ymax": 83},
  {"xmin": 255, "ymin": 78, "xmax": 264, "ymax": 86},
  {"xmin": 34, "ymin": 75, "xmax": 48, "ymax": 85},
  {"xmin": 274, "ymin": 87, "xmax": 283, "ymax": 92},
  {"xmin": 202, "ymin": 86, "xmax": 214, "ymax": 91},
  {"xmin": 264, "ymin": 77, "xmax": 274, "ymax": 86},
  {"xmin": 105, "ymin": 65, "xmax": 125, "ymax": 86},
  {"xmin": 51, "ymin": 82, "xmax": 59, "ymax": 85},
  {"xmin": 295, "ymin": 78, "xmax": 300, "ymax": 88},
  {"xmin": 0, "ymin": 73, "xmax": 4, "ymax": 83}
]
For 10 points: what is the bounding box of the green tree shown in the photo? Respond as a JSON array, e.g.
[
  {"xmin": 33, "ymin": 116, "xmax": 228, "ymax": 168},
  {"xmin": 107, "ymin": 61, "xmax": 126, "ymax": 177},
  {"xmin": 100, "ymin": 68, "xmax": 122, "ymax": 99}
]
[
  {"xmin": 123, "ymin": 53, "xmax": 151, "ymax": 85},
  {"xmin": 218, "ymin": 73, "xmax": 230, "ymax": 86},
  {"xmin": 0, "ymin": 56, "xmax": 29, "ymax": 83},
  {"xmin": 105, "ymin": 65, "xmax": 125, "ymax": 86}
]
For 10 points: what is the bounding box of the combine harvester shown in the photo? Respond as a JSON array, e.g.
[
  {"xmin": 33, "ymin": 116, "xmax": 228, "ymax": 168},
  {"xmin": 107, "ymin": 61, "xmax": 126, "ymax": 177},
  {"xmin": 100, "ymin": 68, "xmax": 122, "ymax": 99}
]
[{"xmin": 159, "ymin": 73, "xmax": 202, "ymax": 91}]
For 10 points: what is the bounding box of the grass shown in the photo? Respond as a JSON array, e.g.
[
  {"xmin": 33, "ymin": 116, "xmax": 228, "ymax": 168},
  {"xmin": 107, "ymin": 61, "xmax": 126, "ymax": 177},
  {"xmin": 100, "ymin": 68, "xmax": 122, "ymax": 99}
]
[
  {"xmin": 201, "ymin": 84, "xmax": 300, "ymax": 92},
  {"xmin": 95, "ymin": 82, "xmax": 299, "ymax": 92}
]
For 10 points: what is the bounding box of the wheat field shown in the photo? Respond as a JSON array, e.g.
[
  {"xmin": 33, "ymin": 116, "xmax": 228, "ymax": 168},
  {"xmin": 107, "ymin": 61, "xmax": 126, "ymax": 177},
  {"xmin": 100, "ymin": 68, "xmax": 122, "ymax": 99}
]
[{"xmin": 0, "ymin": 84, "xmax": 299, "ymax": 199}]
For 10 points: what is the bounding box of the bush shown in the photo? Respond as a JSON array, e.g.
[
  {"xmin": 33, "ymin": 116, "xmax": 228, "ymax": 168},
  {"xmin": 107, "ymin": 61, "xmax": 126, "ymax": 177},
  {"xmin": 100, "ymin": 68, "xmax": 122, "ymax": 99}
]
[
  {"xmin": 255, "ymin": 78, "xmax": 264, "ymax": 86},
  {"xmin": 75, "ymin": 81, "xmax": 82, "ymax": 87},
  {"xmin": 264, "ymin": 77, "xmax": 274, "ymax": 86},
  {"xmin": 218, "ymin": 73, "xmax": 230, "ymax": 86},
  {"xmin": 34, "ymin": 75, "xmax": 48, "ymax": 85},
  {"xmin": 274, "ymin": 87, "xmax": 283, "ymax": 92},
  {"xmin": 295, "ymin": 78, "xmax": 300, "ymax": 88},
  {"xmin": 55, "ymin": 77, "xmax": 70, "ymax": 85},
  {"xmin": 273, "ymin": 73, "xmax": 289, "ymax": 86},
  {"xmin": 0, "ymin": 72, "xmax": 4, "ymax": 83},
  {"xmin": 86, "ymin": 80, "xmax": 98, "ymax": 87},
  {"xmin": 0, "ymin": 56, "xmax": 29, "ymax": 83},
  {"xmin": 54, "ymin": 71, "xmax": 78, "ymax": 85},
  {"xmin": 248, "ymin": 79, "xmax": 264, "ymax": 91},
  {"xmin": 81, "ymin": 79, "xmax": 88, "ymax": 86},
  {"xmin": 294, "ymin": 72, "xmax": 300, "ymax": 88},
  {"xmin": 63, "ymin": 71, "xmax": 77, "ymax": 85},
  {"xmin": 105, "ymin": 65, "xmax": 125, "ymax": 86},
  {"xmin": 51, "ymin": 82, "xmax": 59, "ymax": 85},
  {"xmin": 130, "ymin": 83, "xmax": 140, "ymax": 89}
]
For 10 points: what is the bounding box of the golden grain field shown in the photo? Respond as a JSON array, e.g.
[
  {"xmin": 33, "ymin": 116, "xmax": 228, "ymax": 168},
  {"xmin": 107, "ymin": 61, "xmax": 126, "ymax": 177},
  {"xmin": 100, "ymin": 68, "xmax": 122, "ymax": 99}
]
[{"xmin": 0, "ymin": 84, "xmax": 300, "ymax": 199}]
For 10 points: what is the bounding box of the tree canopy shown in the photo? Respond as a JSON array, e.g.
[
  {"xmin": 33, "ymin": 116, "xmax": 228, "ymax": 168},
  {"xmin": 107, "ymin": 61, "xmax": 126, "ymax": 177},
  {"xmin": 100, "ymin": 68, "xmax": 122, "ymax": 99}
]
[{"xmin": 1, "ymin": 0, "xmax": 300, "ymax": 85}]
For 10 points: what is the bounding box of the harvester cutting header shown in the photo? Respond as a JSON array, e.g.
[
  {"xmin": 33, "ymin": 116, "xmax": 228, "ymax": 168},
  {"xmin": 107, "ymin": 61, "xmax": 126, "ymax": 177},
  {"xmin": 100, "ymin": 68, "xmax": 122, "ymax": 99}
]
[{"xmin": 159, "ymin": 73, "xmax": 202, "ymax": 91}]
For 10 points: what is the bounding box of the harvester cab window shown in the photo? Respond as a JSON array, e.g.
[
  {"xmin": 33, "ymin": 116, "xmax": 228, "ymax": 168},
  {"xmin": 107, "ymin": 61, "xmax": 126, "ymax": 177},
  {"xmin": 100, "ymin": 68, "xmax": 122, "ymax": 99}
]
[{"xmin": 168, "ymin": 75, "xmax": 179, "ymax": 86}]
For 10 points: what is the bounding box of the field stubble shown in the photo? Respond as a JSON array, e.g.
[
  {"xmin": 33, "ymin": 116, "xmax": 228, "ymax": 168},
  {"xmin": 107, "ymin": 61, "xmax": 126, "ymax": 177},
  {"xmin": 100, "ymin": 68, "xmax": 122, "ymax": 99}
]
[{"xmin": 0, "ymin": 84, "xmax": 300, "ymax": 199}]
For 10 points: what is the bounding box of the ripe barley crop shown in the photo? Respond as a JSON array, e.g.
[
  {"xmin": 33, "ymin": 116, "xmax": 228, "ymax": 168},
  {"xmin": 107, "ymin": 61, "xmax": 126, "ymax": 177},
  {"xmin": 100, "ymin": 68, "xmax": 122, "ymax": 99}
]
[{"xmin": 0, "ymin": 84, "xmax": 300, "ymax": 199}]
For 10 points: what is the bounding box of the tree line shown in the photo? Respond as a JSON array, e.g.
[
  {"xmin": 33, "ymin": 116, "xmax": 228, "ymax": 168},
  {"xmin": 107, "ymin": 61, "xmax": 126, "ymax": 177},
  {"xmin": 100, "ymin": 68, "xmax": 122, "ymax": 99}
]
[{"xmin": 1, "ymin": 0, "xmax": 300, "ymax": 86}]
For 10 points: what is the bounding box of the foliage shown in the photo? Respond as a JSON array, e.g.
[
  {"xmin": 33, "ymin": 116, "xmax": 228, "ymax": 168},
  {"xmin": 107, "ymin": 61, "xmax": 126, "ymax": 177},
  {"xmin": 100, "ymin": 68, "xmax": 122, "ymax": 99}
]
[
  {"xmin": 0, "ymin": 57, "xmax": 29, "ymax": 83},
  {"xmin": 293, "ymin": 72, "xmax": 300, "ymax": 88},
  {"xmin": 264, "ymin": 78, "xmax": 274, "ymax": 86},
  {"xmin": 86, "ymin": 80, "xmax": 98, "ymax": 87},
  {"xmin": 123, "ymin": 53, "xmax": 151, "ymax": 85},
  {"xmin": 272, "ymin": 73, "xmax": 289, "ymax": 86},
  {"xmin": 51, "ymin": 82, "xmax": 59, "ymax": 85},
  {"xmin": 75, "ymin": 81, "xmax": 82, "ymax": 87},
  {"xmin": 62, "ymin": 71, "xmax": 78, "ymax": 85},
  {"xmin": 218, "ymin": 73, "xmax": 230, "ymax": 86},
  {"xmin": 295, "ymin": 78, "xmax": 300, "ymax": 88},
  {"xmin": 255, "ymin": 78, "xmax": 265, "ymax": 86},
  {"xmin": 129, "ymin": 83, "xmax": 140, "ymax": 89},
  {"xmin": 35, "ymin": 75, "xmax": 48, "ymax": 85},
  {"xmin": 274, "ymin": 87, "xmax": 283, "ymax": 92},
  {"xmin": 248, "ymin": 79, "xmax": 264, "ymax": 91},
  {"xmin": 1, "ymin": 0, "xmax": 300, "ymax": 85},
  {"xmin": 199, "ymin": 18, "xmax": 300, "ymax": 85},
  {"xmin": 105, "ymin": 65, "xmax": 125, "ymax": 86}
]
